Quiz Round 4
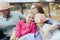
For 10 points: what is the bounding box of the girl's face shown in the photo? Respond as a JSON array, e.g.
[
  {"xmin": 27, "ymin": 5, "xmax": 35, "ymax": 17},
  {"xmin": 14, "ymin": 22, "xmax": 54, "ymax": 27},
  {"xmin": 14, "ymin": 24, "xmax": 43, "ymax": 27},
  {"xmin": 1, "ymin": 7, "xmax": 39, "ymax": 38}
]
[
  {"xmin": 26, "ymin": 14, "xmax": 34, "ymax": 23},
  {"xmin": 34, "ymin": 14, "xmax": 46, "ymax": 24},
  {"xmin": 30, "ymin": 5, "xmax": 38, "ymax": 14},
  {"xmin": 35, "ymin": 17, "xmax": 45, "ymax": 24}
]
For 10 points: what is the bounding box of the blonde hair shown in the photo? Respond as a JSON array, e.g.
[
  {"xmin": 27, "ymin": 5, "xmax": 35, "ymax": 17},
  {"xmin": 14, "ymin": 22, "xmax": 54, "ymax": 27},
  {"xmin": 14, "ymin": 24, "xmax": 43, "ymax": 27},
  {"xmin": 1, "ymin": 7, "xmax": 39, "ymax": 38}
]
[{"xmin": 25, "ymin": 13, "xmax": 34, "ymax": 19}]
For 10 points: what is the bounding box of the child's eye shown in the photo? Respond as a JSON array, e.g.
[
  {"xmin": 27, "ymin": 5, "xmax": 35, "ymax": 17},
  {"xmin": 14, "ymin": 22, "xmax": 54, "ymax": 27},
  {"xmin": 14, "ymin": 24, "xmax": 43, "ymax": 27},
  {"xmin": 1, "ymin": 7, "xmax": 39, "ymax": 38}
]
[
  {"xmin": 32, "ymin": 17, "xmax": 34, "ymax": 19},
  {"xmin": 29, "ymin": 17, "xmax": 31, "ymax": 18}
]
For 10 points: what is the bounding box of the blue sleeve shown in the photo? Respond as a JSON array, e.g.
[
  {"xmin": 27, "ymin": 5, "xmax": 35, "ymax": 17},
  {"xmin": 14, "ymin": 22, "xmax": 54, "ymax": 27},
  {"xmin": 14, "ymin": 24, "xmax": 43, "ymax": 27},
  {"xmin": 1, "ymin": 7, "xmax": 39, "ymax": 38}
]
[{"xmin": 48, "ymin": 18, "xmax": 60, "ymax": 26}]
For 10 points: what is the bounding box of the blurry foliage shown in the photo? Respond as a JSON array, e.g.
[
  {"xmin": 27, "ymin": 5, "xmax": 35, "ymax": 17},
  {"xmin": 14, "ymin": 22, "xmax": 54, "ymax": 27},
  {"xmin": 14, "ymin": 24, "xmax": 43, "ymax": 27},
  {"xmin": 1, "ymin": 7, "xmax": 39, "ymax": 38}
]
[
  {"xmin": 26, "ymin": 4, "xmax": 31, "ymax": 9},
  {"xmin": 55, "ymin": 4, "xmax": 60, "ymax": 10},
  {"xmin": 10, "ymin": 4, "xmax": 31, "ymax": 11},
  {"xmin": 23, "ymin": 4, "xmax": 31, "ymax": 9},
  {"xmin": 22, "ymin": 4, "xmax": 26, "ymax": 9},
  {"xmin": 10, "ymin": 5, "xmax": 20, "ymax": 11}
]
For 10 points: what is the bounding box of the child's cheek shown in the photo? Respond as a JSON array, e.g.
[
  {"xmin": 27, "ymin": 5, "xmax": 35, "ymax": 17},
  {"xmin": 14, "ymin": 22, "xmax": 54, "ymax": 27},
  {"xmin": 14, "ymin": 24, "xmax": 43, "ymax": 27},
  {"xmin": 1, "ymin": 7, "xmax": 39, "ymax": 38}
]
[{"xmin": 40, "ymin": 19, "xmax": 45, "ymax": 23}]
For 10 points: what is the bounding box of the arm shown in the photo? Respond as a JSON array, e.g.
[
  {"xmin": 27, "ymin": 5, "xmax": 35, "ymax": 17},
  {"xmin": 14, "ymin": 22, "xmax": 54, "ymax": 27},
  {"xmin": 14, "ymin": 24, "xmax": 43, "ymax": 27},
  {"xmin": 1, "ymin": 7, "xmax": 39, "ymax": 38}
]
[
  {"xmin": 0, "ymin": 18, "xmax": 16, "ymax": 31},
  {"xmin": 0, "ymin": 12, "xmax": 25, "ymax": 29},
  {"xmin": 19, "ymin": 14, "xmax": 25, "ymax": 20},
  {"xmin": 10, "ymin": 30, "xmax": 16, "ymax": 40},
  {"xmin": 0, "ymin": 15, "xmax": 19, "ymax": 30},
  {"xmin": 49, "ymin": 25, "xmax": 59, "ymax": 31},
  {"xmin": 16, "ymin": 20, "xmax": 22, "ymax": 39},
  {"xmin": 48, "ymin": 18, "xmax": 59, "ymax": 30}
]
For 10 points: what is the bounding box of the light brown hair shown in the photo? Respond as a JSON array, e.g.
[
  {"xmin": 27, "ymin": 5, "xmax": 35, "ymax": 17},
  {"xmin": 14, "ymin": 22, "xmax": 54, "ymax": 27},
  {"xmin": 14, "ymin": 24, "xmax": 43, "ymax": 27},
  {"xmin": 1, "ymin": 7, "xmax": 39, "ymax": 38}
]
[{"xmin": 32, "ymin": 3, "xmax": 44, "ymax": 14}]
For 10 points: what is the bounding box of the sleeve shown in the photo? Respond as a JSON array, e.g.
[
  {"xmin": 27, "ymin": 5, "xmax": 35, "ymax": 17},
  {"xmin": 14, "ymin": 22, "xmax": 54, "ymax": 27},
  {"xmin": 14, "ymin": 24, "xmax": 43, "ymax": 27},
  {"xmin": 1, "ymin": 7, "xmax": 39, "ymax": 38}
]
[
  {"xmin": 19, "ymin": 13, "xmax": 25, "ymax": 20},
  {"xmin": 30, "ymin": 22, "xmax": 36, "ymax": 33},
  {"xmin": 48, "ymin": 18, "xmax": 60, "ymax": 26},
  {"xmin": 47, "ymin": 18, "xmax": 53, "ymax": 24},
  {"xmin": 16, "ymin": 20, "xmax": 21, "ymax": 38}
]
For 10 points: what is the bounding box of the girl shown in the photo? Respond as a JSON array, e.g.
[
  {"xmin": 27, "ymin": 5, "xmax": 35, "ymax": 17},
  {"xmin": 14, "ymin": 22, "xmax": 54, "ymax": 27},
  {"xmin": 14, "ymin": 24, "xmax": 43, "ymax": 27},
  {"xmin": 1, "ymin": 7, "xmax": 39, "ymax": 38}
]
[
  {"xmin": 34, "ymin": 13, "xmax": 53, "ymax": 40},
  {"xmin": 15, "ymin": 13, "xmax": 36, "ymax": 40}
]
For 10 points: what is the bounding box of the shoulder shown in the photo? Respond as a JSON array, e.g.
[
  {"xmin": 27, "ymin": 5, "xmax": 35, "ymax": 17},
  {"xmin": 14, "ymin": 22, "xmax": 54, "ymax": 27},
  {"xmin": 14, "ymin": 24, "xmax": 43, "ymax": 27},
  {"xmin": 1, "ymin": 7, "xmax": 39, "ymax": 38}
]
[
  {"xmin": 44, "ymin": 24, "xmax": 52, "ymax": 27},
  {"xmin": 42, "ymin": 24, "xmax": 52, "ymax": 31},
  {"xmin": 44, "ymin": 23, "xmax": 51, "ymax": 26},
  {"xmin": 10, "ymin": 11, "xmax": 22, "ymax": 16}
]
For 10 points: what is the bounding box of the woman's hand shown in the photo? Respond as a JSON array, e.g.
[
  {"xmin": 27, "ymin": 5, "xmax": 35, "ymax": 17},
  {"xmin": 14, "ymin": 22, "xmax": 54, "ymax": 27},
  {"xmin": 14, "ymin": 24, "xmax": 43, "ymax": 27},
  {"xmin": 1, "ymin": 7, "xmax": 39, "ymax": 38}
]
[
  {"xmin": 10, "ymin": 31, "xmax": 16, "ymax": 40},
  {"xmin": 49, "ymin": 25, "xmax": 59, "ymax": 31},
  {"xmin": 15, "ymin": 37, "xmax": 19, "ymax": 40}
]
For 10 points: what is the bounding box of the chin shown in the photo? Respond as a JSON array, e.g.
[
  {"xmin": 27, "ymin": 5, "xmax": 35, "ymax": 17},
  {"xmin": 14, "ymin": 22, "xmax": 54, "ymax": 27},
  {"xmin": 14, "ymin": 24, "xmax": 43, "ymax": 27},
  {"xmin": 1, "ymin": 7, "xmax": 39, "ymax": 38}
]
[
  {"xmin": 27, "ymin": 21, "xmax": 30, "ymax": 23},
  {"xmin": 35, "ymin": 22, "xmax": 38, "ymax": 23}
]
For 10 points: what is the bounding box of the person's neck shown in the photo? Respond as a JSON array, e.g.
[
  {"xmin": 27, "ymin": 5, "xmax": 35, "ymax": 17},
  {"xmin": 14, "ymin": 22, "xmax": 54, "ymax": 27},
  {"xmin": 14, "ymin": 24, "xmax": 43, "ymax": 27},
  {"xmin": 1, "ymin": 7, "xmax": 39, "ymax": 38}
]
[
  {"xmin": 3, "ymin": 15, "xmax": 10, "ymax": 18},
  {"xmin": 37, "ymin": 23, "xmax": 44, "ymax": 29}
]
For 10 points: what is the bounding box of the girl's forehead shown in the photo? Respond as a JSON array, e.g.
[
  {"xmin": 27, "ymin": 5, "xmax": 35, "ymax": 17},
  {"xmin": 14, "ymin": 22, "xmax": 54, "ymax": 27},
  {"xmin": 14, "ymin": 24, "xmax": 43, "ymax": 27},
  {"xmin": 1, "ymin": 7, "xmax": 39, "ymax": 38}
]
[
  {"xmin": 35, "ymin": 14, "xmax": 45, "ymax": 19},
  {"xmin": 27, "ymin": 14, "xmax": 34, "ymax": 17},
  {"xmin": 31, "ymin": 5, "xmax": 35, "ymax": 8},
  {"xmin": 29, "ymin": 15, "xmax": 34, "ymax": 17}
]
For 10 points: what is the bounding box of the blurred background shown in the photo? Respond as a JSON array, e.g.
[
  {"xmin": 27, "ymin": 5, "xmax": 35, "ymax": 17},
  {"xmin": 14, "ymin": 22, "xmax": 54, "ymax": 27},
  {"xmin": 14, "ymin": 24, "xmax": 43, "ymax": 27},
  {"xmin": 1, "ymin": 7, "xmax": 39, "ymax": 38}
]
[{"xmin": 0, "ymin": 0, "xmax": 60, "ymax": 21}]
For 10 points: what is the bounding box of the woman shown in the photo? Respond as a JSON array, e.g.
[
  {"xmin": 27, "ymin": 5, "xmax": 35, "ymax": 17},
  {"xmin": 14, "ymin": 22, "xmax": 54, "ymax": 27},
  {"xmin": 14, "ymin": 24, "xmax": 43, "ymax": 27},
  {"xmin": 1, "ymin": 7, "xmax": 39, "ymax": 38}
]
[
  {"xmin": 34, "ymin": 13, "xmax": 60, "ymax": 40},
  {"xmin": 30, "ymin": 3, "xmax": 60, "ymax": 40},
  {"xmin": 30, "ymin": 3, "xmax": 45, "ymax": 40},
  {"xmin": 30, "ymin": 3, "xmax": 44, "ymax": 15}
]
